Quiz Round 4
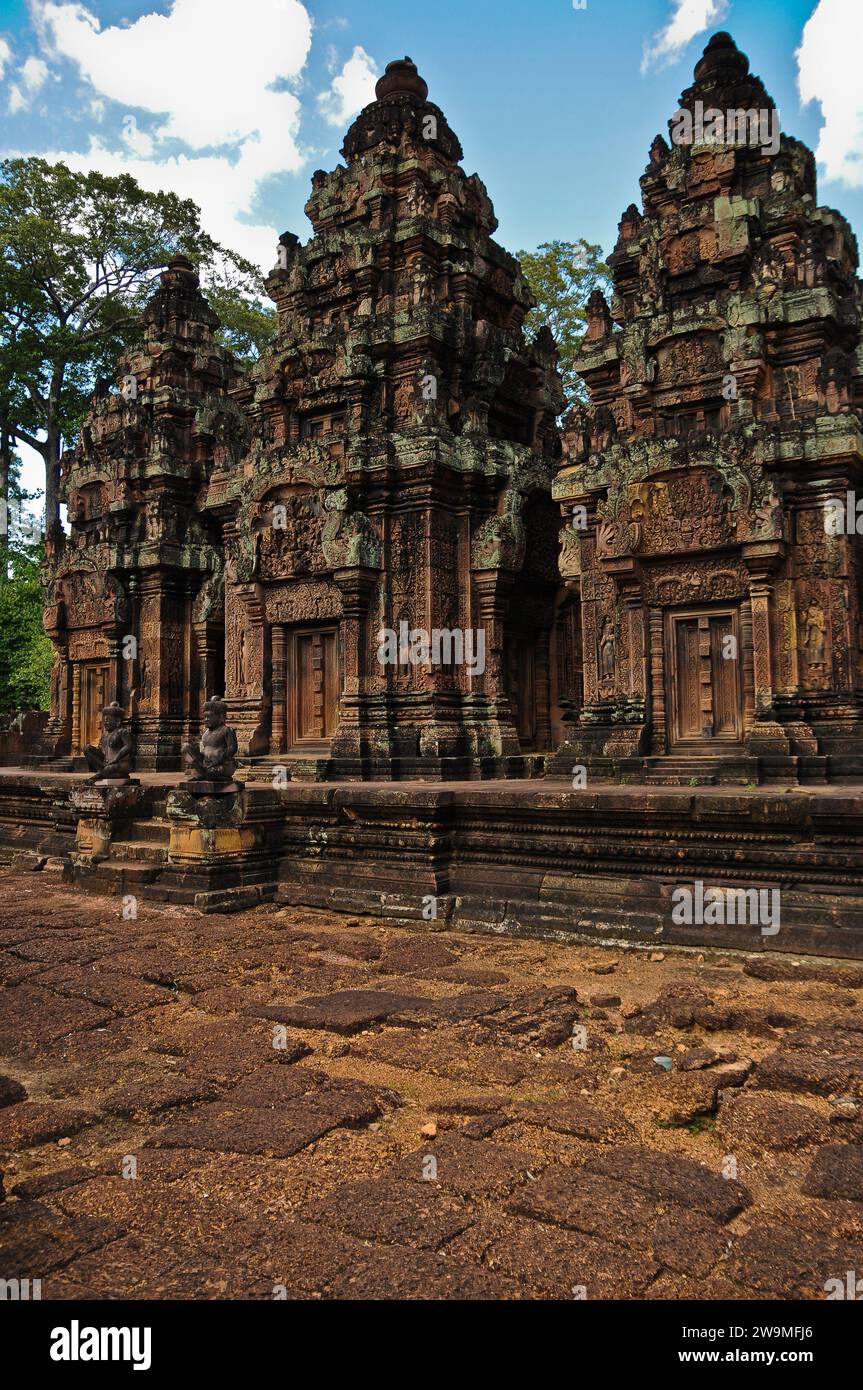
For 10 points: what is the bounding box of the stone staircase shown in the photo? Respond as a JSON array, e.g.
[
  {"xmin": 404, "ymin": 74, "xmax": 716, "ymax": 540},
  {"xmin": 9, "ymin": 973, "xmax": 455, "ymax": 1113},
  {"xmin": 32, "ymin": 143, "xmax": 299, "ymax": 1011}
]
[
  {"xmin": 642, "ymin": 755, "xmax": 740, "ymax": 786},
  {"xmin": 80, "ymin": 801, "xmax": 171, "ymax": 897},
  {"xmin": 106, "ymin": 813, "xmax": 170, "ymax": 872}
]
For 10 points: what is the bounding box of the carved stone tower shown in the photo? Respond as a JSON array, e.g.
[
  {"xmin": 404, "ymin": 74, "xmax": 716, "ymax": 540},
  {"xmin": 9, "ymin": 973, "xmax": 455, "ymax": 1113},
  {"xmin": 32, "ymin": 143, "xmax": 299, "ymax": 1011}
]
[
  {"xmin": 551, "ymin": 32, "xmax": 863, "ymax": 784},
  {"xmin": 40, "ymin": 256, "xmax": 241, "ymax": 768},
  {"xmin": 205, "ymin": 56, "xmax": 566, "ymax": 777}
]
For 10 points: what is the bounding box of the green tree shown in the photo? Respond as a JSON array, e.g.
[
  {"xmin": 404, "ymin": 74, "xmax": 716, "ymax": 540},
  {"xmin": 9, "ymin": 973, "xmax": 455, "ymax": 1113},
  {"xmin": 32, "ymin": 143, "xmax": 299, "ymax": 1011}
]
[
  {"xmin": 0, "ymin": 158, "xmax": 275, "ymax": 535},
  {"xmin": 518, "ymin": 239, "xmax": 612, "ymax": 403},
  {"xmin": 0, "ymin": 458, "xmax": 51, "ymax": 711}
]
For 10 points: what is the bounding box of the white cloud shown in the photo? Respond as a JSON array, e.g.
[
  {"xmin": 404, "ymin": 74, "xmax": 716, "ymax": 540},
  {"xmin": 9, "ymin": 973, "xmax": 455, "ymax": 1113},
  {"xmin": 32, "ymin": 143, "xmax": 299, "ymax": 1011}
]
[
  {"xmin": 21, "ymin": 55, "xmax": 49, "ymax": 92},
  {"xmin": 0, "ymin": 36, "xmax": 12, "ymax": 82},
  {"xmin": 317, "ymin": 45, "xmax": 377, "ymax": 126},
  {"xmin": 23, "ymin": 0, "xmax": 317, "ymax": 269},
  {"xmin": 641, "ymin": 0, "xmax": 729, "ymax": 74},
  {"xmin": 797, "ymin": 0, "xmax": 863, "ymax": 189},
  {"xmin": 7, "ymin": 53, "xmax": 50, "ymax": 113},
  {"xmin": 38, "ymin": 137, "xmax": 283, "ymax": 272}
]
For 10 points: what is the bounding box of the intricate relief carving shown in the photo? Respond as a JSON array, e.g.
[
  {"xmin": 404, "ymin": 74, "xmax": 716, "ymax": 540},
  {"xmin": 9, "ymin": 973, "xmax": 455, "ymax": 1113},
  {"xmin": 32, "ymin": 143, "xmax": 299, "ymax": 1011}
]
[
  {"xmin": 656, "ymin": 332, "xmax": 723, "ymax": 386},
  {"xmin": 54, "ymin": 567, "xmax": 128, "ymax": 629},
  {"xmin": 254, "ymin": 491, "xmax": 328, "ymax": 580},
  {"xmin": 799, "ymin": 600, "xmax": 827, "ymax": 680},
  {"xmin": 629, "ymin": 473, "xmax": 734, "ymax": 552},
  {"xmin": 598, "ymin": 617, "xmax": 616, "ymax": 684},
  {"xmin": 643, "ymin": 562, "xmax": 749, "ymax": 607},
  {"xmin": 265, "ymin": 582, "xmax": 343, "ymax": 624},
  {"xmin": 69, "ymin": 631, "xmax": 109, "ymax": 660}
]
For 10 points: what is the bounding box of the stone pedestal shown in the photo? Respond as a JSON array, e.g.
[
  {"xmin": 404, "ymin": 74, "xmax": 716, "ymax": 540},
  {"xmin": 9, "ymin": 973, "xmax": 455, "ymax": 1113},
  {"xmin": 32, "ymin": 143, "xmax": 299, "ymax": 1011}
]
[{"xmin": 68, "ymin": 781, "xmax": 148, "ymax": 865}]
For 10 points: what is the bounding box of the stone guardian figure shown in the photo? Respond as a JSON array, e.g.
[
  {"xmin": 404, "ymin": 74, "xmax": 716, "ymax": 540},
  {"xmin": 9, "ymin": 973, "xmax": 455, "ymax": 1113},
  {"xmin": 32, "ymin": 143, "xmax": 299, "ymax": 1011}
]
[
  {"xmin": 182, "ymin": 697, "xmax": 239, "ymax": 792},
  {"xmin": 84, "ymin": 702, "xmax": 135, "ymax": 784}
]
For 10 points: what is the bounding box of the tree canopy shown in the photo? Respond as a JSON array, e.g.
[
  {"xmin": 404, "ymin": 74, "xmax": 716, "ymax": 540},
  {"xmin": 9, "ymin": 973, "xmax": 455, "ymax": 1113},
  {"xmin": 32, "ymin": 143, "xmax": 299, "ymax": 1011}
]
[
  {"xmin": 0, "ymin": 452, "xmax": 51, "ymax": 712},
  {"xmin": 0, "ymin": 157, "xmax": 275, "ymax": 531},
  {"xmin": 518, "ymin": 238, "xmax": 611, "ymax": 403}
]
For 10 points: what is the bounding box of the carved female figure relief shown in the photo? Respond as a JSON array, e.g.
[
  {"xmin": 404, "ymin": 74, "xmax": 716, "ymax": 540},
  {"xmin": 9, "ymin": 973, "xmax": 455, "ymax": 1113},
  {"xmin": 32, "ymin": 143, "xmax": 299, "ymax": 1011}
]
[
  {"xmin": 599, "ymin": 617, "xmax": 616, "ymax": 684},
  {"xmin": 801, "ymin": 602, "xmax": 827, "ymax": 675},
  {"xmin": 235, "ymin": 626, "xmax": 246, "ymax": 694}
]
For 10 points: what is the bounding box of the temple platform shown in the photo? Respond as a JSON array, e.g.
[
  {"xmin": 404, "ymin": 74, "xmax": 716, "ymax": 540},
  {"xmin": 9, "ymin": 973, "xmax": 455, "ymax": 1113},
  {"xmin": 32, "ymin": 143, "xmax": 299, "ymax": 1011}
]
[{"xmin": 1, "ymin": 767, "xmax": 862, "ymax": 959}]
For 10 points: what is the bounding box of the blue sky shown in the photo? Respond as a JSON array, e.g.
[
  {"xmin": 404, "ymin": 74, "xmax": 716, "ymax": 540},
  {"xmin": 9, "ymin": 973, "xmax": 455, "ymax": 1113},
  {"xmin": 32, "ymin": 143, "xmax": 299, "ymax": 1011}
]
[{"xmin": 2, "ymin": 0, "xmax": 862, "ymax": 497}]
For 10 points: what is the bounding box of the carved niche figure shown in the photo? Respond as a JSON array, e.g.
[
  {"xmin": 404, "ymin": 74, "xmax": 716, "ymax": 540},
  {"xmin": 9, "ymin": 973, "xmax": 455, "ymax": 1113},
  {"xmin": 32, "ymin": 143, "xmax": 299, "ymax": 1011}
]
[
  {"xmin": 800, "ymin": 602, "xmax": 827, "ymax": 676},
  {"xmin": 599, "ymin": 617, "xmax": 616, "ymax": 684},
  {"xmin": 234, "ymin": 627, "xmax": 246, "ymax": 693},
  {"xmin": 84, "ymin": 702, "xmax": 135, "ymax": 784},
  {"xmin": 144, "ymin": 499, "xmax": 161, "ymax": 541},
  {"xmin": 182, "ymin": 697, "xmax": 239, "ymax": 788},
  {"xmin": 750, "ymin": 482, "xmax": 784, "ymax": 540}
]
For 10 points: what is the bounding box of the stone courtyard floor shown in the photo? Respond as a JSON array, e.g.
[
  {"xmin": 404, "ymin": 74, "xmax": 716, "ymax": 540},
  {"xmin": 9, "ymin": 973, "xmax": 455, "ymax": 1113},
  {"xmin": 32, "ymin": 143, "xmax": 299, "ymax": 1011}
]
[{"xmin": 1, "ymin": 864, "xmax": 862, "ymax": 1301}]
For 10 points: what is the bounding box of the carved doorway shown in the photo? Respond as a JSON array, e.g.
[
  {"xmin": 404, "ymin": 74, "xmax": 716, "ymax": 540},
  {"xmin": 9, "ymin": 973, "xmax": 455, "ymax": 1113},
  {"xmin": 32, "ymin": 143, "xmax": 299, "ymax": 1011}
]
[
  {"xmin": 286, "ymin": 625, "xmax": 340, "ymax": 750},
  {"xmin": 510, "ymin": 638, "xmax": 537, "ymax": 748},
  {"xmin": 79, "ymin": 661, "xmax": 110, "ymax": 753},
  {"xmin": 665, "ymin": 608, "xmax": 742, "ymax": 749},
  {"xmin": 507, "ymin": 633, "xmax": 554, "ymax": 752}
]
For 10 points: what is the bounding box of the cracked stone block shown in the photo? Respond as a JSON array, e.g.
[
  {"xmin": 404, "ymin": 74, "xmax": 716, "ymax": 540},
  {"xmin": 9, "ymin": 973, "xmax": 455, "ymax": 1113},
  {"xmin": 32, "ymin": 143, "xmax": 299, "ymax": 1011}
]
[
  {"xmin": 246, "ymin": 989, "xmax": 425, "ymax": 1033},
  {"xmin": 394, "ymin": 1134, "xmax": 539, "ymax": 1196},
  {"xmin": 300, "ymin": 1176, "xmax": 473, "ymax": 1250},
  {"xmin": 0, "ymin": 1101, "xmax": 97, "ymax": 1150},
  {"xmin": 583, "ymin": 1146, "xmax": 751, "ymax": 1223},
  {"xmin": 802, "ymin": 1144, "xmax": 863, "ymax": 1201},
  {"xmin": 718, "ymin": 1093, "xmax": 826, "ymax": 1153},
  {"xmin": 515, "ymin": 1097, "xmax": 635, "ymax": 1143}
]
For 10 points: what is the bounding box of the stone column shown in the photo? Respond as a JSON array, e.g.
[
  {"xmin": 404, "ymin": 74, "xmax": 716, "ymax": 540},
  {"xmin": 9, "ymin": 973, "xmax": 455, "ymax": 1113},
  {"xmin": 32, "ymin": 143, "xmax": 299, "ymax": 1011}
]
[
  {"xmin": 742, "ymin": 539, "xmax": 791, "ymax": 756},
  {"xmin": 648, "ymin": 608, "xmax": 666, "ymax": 754},
  {"xmin": 330, "ymin": 565, "xmax": 378, "ymax": 763},
  {"xmin": 471, "ymin": 569, "xmax": 522, "ymax": 758},
  {"xmin": 270, "ymin": 624, "xmax": 287, "ymax": 754},
  {"xmin": 603, "ymin": 559, "xmax": 649, "ymax": 759}
]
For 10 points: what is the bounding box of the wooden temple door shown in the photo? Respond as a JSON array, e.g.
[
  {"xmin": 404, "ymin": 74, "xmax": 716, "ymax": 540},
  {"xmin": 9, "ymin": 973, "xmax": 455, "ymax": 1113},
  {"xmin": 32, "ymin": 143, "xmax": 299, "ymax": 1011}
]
[
  {"xmin": 508, "ymin": 637, "xmax": 537, "ymax": 749},
  {"xmin": 79, "ymin": 662, "xmax": 109, "ymax": 753},
  {"xmin": 285, "ymin": 626, "xmax": 340, "ymax": 750},
  {"xmin": 666, "ymin": 609, "xmax": 742, "ymax": 749}
]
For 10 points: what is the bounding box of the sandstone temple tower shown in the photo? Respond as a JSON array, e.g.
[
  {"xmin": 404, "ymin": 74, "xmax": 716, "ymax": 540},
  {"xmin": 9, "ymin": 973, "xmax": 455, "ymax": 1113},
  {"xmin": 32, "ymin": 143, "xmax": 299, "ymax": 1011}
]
[
  {"xmin": 40, "ymin": 257, "xmax": 240, "ymax": 769},
  {"xmin": 34, "ymin": 37, "xmax": 863, "ymax": 787},
  {"xmin": 551, "ymin": 32, "xmax": 863, "ymax": 783},
  {"xmin": 38, "ymin": 57, "xmax": 569, "ymax": 777}
]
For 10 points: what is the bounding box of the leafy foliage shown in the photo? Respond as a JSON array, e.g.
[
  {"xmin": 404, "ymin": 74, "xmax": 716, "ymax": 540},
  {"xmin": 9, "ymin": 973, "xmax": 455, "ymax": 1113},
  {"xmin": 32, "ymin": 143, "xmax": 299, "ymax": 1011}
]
[
  {"xmin": 0, "ymin": 158, "xmax": 275, "ymax": 524},
  {"xmin": 0, "ymin": 457, "xmax": 51, "ymax": 712},
  {"xmin": 518, "ymin": 239, "xmax": 612, "ymax": 403}
]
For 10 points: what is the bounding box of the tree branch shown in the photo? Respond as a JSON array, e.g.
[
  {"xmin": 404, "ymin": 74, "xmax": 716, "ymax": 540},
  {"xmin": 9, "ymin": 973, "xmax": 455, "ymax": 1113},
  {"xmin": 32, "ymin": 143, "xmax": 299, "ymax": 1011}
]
[{"xmin": 0, "ymin": 418, "xmax": 44, "ymax": 454}]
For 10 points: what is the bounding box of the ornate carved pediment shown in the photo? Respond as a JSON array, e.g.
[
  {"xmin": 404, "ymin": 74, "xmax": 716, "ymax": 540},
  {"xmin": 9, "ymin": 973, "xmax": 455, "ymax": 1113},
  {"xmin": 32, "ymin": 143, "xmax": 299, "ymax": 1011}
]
[
  {"xmin": 264, "ymin": 581, "xmax": 344, "ymax": 624},
  {"xmin": 655, "ymin": 331, "xmax": 723, "ymax": 387},
  {"xmin": 628, "ymin": 471, "xmax": 736, "ymax": 552},
  {"xmin": 252, "ymin": 488, "xmax": 329, "ymax": 580},
  {"xmin": 643, "ymin": 561, "xmax": 749, "ymax": 606},
  {"xmin": 48, "ymin": 562, "xmax": 128, "ymax": 631}
]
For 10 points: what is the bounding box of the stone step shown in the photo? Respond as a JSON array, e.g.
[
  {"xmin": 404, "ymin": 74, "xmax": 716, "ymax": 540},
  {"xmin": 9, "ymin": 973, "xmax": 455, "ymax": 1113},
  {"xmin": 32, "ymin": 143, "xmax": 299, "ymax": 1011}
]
[
  {"xmin": 642, "ymin": 758, "xmax": 722, "ymax": 786},
  {"xmin": 245, "ymin": 756, "xmax": 331, "ymax": 784},
  {"xmin": 87, "ymin": 859, "xmax": 162, "ymax": 884},
  {"xmin": 826, "ymin": 754, "xmax": 863, "ymax": 778},
  {"xmin": 108, "ymin": 839, "xmax": 167, "ymax": 864},
  {"xmin": 124, "ymin": 818, "xmax": 171, "ymax": 844}
]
